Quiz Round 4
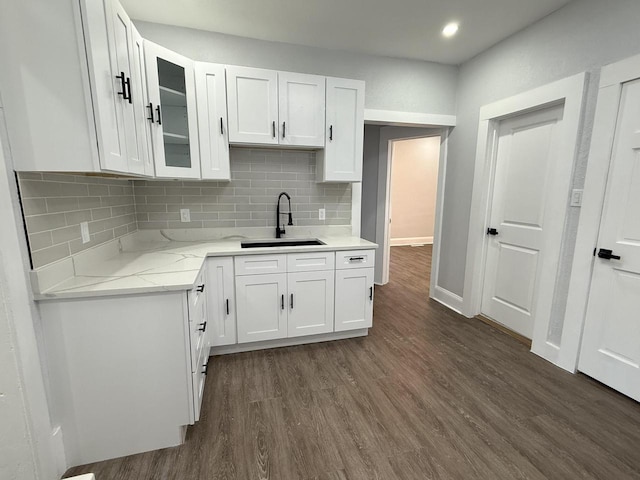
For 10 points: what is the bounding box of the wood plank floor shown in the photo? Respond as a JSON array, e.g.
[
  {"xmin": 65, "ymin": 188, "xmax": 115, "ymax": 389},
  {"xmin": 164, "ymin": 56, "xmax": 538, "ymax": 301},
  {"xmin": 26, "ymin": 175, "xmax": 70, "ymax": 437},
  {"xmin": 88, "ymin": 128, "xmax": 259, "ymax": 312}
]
[{"xmin": 65, "ymin": 246, "xmax": 640, "ymax": 479}]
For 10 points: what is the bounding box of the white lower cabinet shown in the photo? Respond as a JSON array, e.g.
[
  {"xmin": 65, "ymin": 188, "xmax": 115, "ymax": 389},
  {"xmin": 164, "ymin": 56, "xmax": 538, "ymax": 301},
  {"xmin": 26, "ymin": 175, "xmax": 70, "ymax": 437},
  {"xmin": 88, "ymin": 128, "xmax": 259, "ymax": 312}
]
[
  {"xmin": 288, "ymin": 270, "xmax": 335, "ymax": 337},
  {"xmin": 236, "ymin": 273, "xmax": 288, "ymax": 342},
  {"xmin": 335, "ymin": 267, "xmax": 374, "ymax": 332},
  {"xmin": 206, "ymin": 257, "xmax": 236, "ymax": 346}
]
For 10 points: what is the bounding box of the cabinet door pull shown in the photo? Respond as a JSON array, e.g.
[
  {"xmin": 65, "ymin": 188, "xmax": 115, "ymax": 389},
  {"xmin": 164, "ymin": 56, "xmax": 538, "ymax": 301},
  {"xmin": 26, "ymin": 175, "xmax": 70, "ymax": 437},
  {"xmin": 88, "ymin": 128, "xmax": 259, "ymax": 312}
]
[
  {"xmin": 202, "ymin": 363, "xmax": 208, "ymax": 375},
  {"xmin": 369, "ymin": 286, "xmax": 373, "ymax": 301},
  {"xmin": 282, "ymin": 121, "xmax": 286, "ymax": 138},
  {"xmin": 220, "ymin": 117, "xmax": 224, "ymax": 135},
  {"xmin": 349, "ymin": 256, "xmax": 364, "ymax": 262},
  {"xmin": 272, "ymin": 121, "xmax": 276, "ymax": 138},
  {"xmin": 147, "ymin": 103, "xmax": 154, "ymax": 123},
  {"xmin": 125, "ymin": 77, "xmax": 132, "ymax": 104},
  {"xmin": 290, "ymin": 293, "xmax": 294, "ymax": 309},
  {"xmin": 198, "ymin": 321, "xmax": 207, "ymax": 333},
  {"xmin": 329, "ymin": 125, "xmax": 333, "ymax": 141},
  {"xmin": 116, "ymin": 72, "xmax": 127, "ymax": 100},
  {"xmin": 156, "ymin": 105, "xmax": 162, "ymax": 125},
  {"xmin": 226, "ymin": 298, "xmax": 229, "ymax": 315},
  {"xmin": 197, "ymin": 284, "xmax": 205, "ymax": 293},
  {"xmin": 281, "ymin": 294, "xmax": 284, "ymax": 310}
]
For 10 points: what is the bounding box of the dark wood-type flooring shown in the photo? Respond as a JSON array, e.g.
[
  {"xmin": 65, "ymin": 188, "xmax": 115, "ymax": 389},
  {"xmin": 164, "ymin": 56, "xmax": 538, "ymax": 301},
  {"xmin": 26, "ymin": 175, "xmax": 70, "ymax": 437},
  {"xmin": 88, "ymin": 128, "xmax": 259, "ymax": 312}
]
[{"xmin": 65, "ymin": 246, "xmax": 640, "ymax": 479}]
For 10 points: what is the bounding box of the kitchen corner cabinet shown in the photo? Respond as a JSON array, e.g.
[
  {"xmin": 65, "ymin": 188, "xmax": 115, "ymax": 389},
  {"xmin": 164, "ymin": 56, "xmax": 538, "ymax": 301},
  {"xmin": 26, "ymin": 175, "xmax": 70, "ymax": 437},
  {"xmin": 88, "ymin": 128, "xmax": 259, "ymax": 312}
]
[
  {"xmin": 206, "ymin": 257, "xmax": 236, "ymax": 346},
  {"xmin": 226, "ymin": 66, "xmax": 279, "ymax": 145},
  {"xmin": 195, "ymin": 62, "xmax": 231, "ymax": 180},
  {"xmin": 317, "ymin": 77, "xmax": 365, "ymax": 182},
  {"xmin": 144, "ymin": 41, "xmax": 201, "ymax": 179}
]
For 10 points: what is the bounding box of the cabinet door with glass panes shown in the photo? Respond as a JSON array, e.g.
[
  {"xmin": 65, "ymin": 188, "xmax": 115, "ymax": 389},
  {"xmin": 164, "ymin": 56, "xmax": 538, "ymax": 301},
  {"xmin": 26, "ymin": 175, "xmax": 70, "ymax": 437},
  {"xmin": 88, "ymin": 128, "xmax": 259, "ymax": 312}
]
[{"xmin": 144, "ymin": 41, "xmax": 201, "ymax": 178}]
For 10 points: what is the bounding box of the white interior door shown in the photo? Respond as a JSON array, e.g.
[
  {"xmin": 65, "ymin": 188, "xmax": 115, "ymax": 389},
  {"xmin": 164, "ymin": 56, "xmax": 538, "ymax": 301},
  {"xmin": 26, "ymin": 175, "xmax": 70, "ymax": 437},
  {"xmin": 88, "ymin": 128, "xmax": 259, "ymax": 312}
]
[
  {"xmin": 481, "ymin": 104, "xmax": 565, "ymax": 339},
  {"xmin": 287, "ymin": 271, "xmax": 334, "ymax": 337},
  {"xmin": 578, "ymin": 78, "xmax": 640, "ymax": 402}
]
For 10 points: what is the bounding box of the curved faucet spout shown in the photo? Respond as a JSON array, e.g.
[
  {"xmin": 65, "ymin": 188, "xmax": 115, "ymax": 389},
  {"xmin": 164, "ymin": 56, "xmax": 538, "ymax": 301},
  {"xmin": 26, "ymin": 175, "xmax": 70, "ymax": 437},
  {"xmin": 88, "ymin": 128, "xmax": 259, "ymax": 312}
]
[{"xmin": 276, "ymin": 192, "xmax": 293, "ymax": 238}]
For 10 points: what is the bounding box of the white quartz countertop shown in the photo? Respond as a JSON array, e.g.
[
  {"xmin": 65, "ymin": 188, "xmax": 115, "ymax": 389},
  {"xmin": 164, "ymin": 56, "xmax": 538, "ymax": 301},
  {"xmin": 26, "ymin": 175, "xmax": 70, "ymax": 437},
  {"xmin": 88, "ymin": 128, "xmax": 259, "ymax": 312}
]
[{"xmin": 33, "ymin": 232, "xmax": 377, "ymax": 301}]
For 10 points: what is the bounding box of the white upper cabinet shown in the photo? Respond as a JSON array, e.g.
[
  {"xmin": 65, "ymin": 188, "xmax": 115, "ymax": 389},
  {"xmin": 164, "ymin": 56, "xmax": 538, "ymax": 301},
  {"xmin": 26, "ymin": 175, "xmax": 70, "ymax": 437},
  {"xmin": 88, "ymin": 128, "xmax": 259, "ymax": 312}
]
[
  {"xmin": 317, "ymin": 77, "xmax": 365, "ymax": 182},
  {"xmin": 130, "ymin": 25, "xmax": 155, "ymax": 177},
  {"xmin": 195, "ymin": 62, "xmax": 230, "ymax": 180},
  {"xmin": 145, "ymin": 41, "xmax": 201, "ymax": 179},
  {"xmin": 226, "ymin": 66, "xmax": 279, "ymax": 145},
  {"xmin": 278, "ymin": 73, "xmax": 326, "ymax": 147}
]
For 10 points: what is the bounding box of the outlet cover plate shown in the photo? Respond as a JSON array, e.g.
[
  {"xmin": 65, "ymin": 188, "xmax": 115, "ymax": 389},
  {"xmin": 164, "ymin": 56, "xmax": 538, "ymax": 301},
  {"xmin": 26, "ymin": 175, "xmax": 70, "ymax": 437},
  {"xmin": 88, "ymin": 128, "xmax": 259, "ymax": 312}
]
[{"xmin": 180, "ymin": 209, "xmax": 191, "ymax": 223}]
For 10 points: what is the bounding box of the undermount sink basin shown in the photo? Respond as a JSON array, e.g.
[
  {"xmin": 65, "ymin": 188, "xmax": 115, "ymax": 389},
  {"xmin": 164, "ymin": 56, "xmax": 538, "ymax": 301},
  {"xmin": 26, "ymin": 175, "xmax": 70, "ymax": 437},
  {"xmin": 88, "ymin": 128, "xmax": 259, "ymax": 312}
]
[{"xmin": 240, "ymin": 238, "xmax": 326, "ymax": 248}]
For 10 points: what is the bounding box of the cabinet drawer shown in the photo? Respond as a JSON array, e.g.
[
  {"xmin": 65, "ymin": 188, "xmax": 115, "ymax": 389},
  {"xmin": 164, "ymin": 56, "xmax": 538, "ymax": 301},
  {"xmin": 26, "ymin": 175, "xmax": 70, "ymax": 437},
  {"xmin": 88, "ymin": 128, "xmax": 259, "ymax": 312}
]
[
  {"xmin": 235, "ymin": 254, "xmax": 287, "ymax": 275},
  {"xmin": 188, "ymin": 267, "xmax": 207, "ymax": 312},
  {"xmin": 189, "ymin": 295, "xmax": 207, "ymax": 372},
  {"xmin": 192, "ymin": 344, "xmax": 209, "ymax": 422},
  {"xmin": 335, "ymin": 250, "xmax": 375, "ymax": 270},
  {"xmin": 287, "ymin": 251, "xmax": 335, "ymax": 272}
]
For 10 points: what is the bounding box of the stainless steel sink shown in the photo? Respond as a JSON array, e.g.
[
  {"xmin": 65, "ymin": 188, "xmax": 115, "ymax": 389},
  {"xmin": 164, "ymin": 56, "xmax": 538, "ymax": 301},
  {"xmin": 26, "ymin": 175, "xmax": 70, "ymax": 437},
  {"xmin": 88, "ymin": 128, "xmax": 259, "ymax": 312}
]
[{"xmin": 240, "ymin": 238, "xmax": 326, "ymax": 248}]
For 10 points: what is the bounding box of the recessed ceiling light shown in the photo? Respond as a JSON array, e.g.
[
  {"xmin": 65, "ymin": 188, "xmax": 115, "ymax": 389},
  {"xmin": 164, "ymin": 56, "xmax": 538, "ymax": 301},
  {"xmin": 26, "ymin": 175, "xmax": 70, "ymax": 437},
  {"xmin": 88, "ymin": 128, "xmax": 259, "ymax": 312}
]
[{"xmin": 442, "ymin": 22, "xmax": 459, "ymax": 38}]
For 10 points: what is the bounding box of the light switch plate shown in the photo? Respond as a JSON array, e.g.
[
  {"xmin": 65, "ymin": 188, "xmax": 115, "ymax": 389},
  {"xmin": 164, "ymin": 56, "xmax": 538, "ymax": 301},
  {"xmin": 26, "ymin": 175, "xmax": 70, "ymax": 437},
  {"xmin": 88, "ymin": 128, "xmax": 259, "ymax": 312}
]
[
  {"xmin": 570, "ymin": 189, "xmax": 583, "ymax": 207},
  {"xmin": 180, "ymin": 209, "xmax": 191, "ymax": 223},
  {"xmin": 319, "ymin": 208, "xmax": 326, "ymax": 220},
  {"xmin": 80, "ymin": 222, "xmax": 90, "ymax": 244}
]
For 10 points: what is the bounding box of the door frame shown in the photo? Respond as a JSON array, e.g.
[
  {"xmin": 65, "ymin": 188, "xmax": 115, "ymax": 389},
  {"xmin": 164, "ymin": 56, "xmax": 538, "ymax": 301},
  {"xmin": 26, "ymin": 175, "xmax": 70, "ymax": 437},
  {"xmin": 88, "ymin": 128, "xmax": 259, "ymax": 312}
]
[
  {"xmin": 561, "ymin": 54, "xmax": 640, "ymax": 372},
  {"xmin": 380, "ymin": 130, "xmax": 444, "ymax": 286},
  {"xmin": 462, "ymin": 73, "xmax": 587, "ymax": 355}
]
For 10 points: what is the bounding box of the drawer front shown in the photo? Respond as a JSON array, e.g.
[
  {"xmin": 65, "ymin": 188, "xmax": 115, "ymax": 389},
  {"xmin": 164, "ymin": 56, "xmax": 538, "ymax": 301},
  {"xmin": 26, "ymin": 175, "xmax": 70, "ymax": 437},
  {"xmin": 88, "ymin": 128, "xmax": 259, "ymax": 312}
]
[
  {"xmin": 189, "ymin": 295, "xmax": 207, "ymax": 372},
  {"xmin": 188, "ymin": 267, "xmax": 207, "ymax": 312},
  {"xmin": 235, "ymin": 254, "xmax": 287, "ymax": 276},
  {"xmin": 192, "ymin": 345, "xmax": 209, "ymax": 422},
  {"xmin": 335, "ymin": 250, "xmax": 375, "ymax": 270},
  {"xmin": 287, "ymin": 251, "xmax": 335, "ymax": 272}
]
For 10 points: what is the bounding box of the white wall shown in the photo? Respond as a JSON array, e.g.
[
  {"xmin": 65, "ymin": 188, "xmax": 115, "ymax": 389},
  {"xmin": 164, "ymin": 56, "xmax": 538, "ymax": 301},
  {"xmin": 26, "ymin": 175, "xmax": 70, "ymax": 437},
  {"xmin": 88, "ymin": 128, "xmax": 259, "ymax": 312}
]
[
  {"xmin": 440, "ymin": 0, "xmax": 640, "ymax": 341},
  {"xmin": 390, "ymin": 137, "xmax": 440, "ymax": 243},
  {"xmin": 135, "ymin": 21, "xmax": 458, "ymax": 115},
  {"xmin": 0, "ymin": 104, "xmax": 63, "ymax": 479}
]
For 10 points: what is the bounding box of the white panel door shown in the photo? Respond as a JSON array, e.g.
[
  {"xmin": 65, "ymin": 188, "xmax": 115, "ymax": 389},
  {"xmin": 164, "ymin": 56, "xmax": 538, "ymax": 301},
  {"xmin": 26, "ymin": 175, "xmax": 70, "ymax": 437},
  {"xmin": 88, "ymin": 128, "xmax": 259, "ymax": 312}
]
[
  {"xmin": 206, "ymin": 257, "xmax": 236, "ymax": 347},
  {"xmin": 579, "ymin": 78, "xmax": 640, "ymax": 402},
  {"xmin": 288, "ymin": 271, "xmax": 334, "ymax": 337},
  {"xmin": 195, "ymin": 62, "xmax": 230, "ymax": 180},
  {"xmin": 481, "ymin": 104, "xmax": 565, "ymax": 339},
  {"xmin": 235, "ymin": 273, "xmax": 287, "ymax": 343},
  {"xmin": 335, "ymin": 267, "xmax": 374, "ymax": 332},
  {"xmin": 226, "ymin": 66, "xmax": 278, "ymax": 145},
  {"xmin": 320, "ymin": 77, "xmax": 365, "ymax": 182},
  {"xmin": 278, "ymin": 72, "xmax": 325, "ymax": 147},
  {"xmin": 130, "ymin": 25, "xmax": 154, "ymax": 176},
  {"xmin": 145, "ymin": 41, "xmax": 201, "ymax": 179}
]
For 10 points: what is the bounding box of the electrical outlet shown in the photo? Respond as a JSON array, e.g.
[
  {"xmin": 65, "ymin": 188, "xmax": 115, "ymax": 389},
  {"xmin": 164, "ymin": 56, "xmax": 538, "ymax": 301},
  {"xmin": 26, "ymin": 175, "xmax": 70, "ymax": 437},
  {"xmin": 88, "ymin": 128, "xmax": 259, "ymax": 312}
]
[
  {"xmin": 319, "ymin": 208, "xmax": 326, "ymax": 220},
  {"xmin": 570, "ymin": 189, "xmax": 583, "ymax": 207},
  {"xmin": 80, "ymin": 221, "xmax": 90, "ymax": 244},
  {"xmin": 180, "ymin": 209, "xmax": 191, "ymax": 223}
]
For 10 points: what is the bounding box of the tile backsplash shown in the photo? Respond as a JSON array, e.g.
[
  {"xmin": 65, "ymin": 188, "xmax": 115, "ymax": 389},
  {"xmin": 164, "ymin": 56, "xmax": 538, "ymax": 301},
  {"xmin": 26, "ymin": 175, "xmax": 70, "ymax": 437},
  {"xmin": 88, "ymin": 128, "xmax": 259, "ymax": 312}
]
[
  {"xmin": 134, "ymin": 148, "xmax": 352, "ymax": 230},
  {"xmin": 18, "ymin": 173, "xmax": 137, "ymax": 268},
  {"xmin": 18, "ymin": 149, "xmax": 352, "ymax": 269}
]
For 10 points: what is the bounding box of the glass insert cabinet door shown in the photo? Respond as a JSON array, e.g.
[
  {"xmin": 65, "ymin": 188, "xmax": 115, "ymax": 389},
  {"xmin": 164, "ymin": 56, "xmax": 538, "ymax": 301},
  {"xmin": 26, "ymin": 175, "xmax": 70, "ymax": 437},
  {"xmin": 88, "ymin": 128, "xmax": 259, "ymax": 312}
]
[{"xmin": 144, "ymin": 40, "xmax": 201, "ymax": 179}]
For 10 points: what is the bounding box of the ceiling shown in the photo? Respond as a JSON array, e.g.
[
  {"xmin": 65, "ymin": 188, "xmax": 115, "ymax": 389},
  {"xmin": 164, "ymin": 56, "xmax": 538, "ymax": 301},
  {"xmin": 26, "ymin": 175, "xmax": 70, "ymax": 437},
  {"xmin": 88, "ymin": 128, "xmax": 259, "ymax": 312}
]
[{"xmin": 121, "ymin": 0, "xmax": 573, "ymax": 65}]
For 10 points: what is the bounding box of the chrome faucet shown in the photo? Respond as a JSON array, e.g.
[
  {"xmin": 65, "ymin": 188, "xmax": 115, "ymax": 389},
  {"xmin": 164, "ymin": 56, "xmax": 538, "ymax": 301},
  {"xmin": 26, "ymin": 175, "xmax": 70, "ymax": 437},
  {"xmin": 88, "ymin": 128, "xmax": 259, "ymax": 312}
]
[{"xmin": 276, "ymin": 192, "xmax": 293, "ymax": 238}]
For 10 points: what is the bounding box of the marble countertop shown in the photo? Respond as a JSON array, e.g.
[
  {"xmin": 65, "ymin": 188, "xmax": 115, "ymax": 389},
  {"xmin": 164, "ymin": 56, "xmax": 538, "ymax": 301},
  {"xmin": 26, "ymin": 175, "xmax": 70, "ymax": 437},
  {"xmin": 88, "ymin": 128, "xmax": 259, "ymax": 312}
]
[{"xmin": 33, "ymin": 231, "xmax": 377, "ymax": 301}]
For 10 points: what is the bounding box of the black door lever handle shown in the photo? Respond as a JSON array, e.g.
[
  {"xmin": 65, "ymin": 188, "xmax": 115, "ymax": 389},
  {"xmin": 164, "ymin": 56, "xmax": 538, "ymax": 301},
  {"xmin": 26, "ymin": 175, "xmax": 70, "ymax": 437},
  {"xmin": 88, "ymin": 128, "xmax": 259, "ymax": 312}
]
[{"xmin": 597, "ymin": 248, "xmax": 621, "ymax": 260}]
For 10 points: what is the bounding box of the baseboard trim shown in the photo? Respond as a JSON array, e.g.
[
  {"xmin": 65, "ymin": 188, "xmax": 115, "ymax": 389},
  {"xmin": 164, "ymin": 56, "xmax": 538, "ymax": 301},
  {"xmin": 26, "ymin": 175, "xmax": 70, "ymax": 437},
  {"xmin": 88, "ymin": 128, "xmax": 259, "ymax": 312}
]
[
  {"xmin": 390, "ymin": 236, "xmax": 433, "ymax": 247},
  {"xmin": 430, "ymin": 286, "xmax": 464, "ymax": 315},
  {"xmin": 210, "ymin": 329, "xmax": 369, "ymax": 355}
]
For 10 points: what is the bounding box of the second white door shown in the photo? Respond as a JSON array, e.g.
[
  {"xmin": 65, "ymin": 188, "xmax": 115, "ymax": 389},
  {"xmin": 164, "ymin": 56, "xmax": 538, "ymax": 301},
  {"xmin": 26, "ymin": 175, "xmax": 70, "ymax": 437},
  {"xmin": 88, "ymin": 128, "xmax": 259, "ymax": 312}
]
[{"xmin": 481, "ymin": 104, "xmax": 566, "ymax": 339}]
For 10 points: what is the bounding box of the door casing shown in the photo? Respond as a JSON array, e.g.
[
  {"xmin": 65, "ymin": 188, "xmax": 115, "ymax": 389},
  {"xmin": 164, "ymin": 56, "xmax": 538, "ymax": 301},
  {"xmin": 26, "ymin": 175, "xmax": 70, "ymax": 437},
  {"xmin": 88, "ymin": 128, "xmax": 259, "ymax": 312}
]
[{"xmin": 462, "ymin": 73, "xmax": 587, "ymax": 366}]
